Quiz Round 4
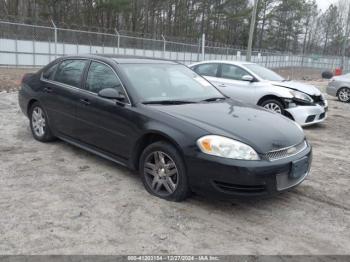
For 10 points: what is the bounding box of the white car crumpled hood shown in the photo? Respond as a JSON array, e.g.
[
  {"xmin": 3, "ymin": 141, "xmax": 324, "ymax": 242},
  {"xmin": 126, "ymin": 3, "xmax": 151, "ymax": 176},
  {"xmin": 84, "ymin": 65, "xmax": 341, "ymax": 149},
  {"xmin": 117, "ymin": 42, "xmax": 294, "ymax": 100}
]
[{"xmin": 270, "ymin": 81, "xmax": 321, "ymax": 96}]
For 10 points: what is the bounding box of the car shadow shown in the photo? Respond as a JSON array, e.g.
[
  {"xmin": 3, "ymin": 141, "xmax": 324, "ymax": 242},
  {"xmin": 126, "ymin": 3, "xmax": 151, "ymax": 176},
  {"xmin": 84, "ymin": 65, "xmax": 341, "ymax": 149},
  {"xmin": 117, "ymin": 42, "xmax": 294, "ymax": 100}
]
[
  {"xmin": 191, "ymin": 190, "xmax": 295, "ymax": 207},
  {"xmin": 56, "ymin": 139, "xmax": 139, "ymax": 178},
  {"xmin": 52, "ymin": 139, "xmax": 302, "ymax": 211},
  {"xmin": 303, "ymin": 123, "xmax": 327, "ymax": 130}
]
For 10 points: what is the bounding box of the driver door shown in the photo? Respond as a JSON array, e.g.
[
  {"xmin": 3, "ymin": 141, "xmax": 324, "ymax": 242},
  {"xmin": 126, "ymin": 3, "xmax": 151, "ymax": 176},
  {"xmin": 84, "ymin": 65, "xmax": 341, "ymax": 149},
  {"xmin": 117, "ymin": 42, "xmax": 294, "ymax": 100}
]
[{"xmin": 75, "ymin": 61, "xmax": 135, "ymax": 159}]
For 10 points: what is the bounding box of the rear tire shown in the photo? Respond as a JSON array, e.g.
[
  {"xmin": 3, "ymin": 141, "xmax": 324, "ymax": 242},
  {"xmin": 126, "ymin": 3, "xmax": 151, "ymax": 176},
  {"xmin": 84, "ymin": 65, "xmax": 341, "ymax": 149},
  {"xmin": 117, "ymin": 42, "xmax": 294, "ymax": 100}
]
[
  {"xmin": 337, "ymin": 87, "xmax": 350, "ymax": 102},
  {"xmin": 29, "ymin": 102, "xmax": 55, "ymax": 142},
  {"xmin": 139, "ymin": 141, "xmax": 190, "ymax": 202},
  {"xmin": 260, "ymin": 99, "xmax": 284, "ymax": 114}
]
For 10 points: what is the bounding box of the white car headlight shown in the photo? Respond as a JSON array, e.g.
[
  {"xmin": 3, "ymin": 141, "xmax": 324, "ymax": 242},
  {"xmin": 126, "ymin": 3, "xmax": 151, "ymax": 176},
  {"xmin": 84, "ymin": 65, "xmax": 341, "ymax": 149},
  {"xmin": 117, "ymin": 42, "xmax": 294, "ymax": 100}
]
[
  {"xmin": 197, "ymin": 135, "xmax": 260, "ymax": 160},
  {"xmin": 289, "ymin": 90, "xmax": 314, "ymax": 103}
]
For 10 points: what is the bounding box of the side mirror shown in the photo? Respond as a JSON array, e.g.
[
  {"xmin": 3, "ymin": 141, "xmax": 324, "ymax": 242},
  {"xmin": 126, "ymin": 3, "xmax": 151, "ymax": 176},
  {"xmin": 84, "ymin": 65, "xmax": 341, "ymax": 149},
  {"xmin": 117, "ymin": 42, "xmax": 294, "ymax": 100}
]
[
  {"xmin": 98, "ymin": 88, "xmax": 127, "ymax": 102},
  {"xmin": 241, "ymin": 75, "xmax": 254, "ymax": 82}
]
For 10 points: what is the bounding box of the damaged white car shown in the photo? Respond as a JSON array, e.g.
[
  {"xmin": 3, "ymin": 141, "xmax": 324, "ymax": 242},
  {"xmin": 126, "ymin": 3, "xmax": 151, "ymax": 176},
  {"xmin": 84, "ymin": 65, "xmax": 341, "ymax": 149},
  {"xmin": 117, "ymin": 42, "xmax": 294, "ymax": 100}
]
[{"xmin": 189, "ymin": 61, "xmax": 328, "ymax": 126}]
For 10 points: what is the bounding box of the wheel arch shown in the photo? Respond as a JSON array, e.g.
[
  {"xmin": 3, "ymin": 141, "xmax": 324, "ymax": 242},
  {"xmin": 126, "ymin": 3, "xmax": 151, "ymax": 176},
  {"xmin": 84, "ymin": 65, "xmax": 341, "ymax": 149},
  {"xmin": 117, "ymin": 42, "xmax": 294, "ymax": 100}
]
[
  {"xmin": 336, "ymin": 86, "xmax": 350, "ymax": 96},
  {"xmin": 336, "ymin": 86, "xmax": 350, "ymax": 102},
  {"xmin": 257, "ymin": 95, "xmax": 296, "ymax": 120},
  {"xmin": 27, "ymin": 99, "xmax": 39, "ymax": 116},
  {"xmin": 257, "ymin": 95, "xmax": 286, "ymax": 108},
  {"xmin": 129, "ymin": 131, "xmax": 185, "ymax": 171}
]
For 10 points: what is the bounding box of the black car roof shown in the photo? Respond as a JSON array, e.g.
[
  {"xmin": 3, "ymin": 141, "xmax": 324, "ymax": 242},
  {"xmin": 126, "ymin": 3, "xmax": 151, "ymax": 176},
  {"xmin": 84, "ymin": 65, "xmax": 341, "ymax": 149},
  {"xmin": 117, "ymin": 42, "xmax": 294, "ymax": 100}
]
[{"xmin": 59, "ymin": 54, "xmax": 179, "ymax": 65}]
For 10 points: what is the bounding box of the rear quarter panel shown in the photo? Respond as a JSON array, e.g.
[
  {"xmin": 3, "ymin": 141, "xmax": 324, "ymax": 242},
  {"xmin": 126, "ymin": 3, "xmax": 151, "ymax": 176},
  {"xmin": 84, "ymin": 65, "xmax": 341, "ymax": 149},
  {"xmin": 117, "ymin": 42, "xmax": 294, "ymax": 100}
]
[{"xmin": 18, "ymin": 73, "xmax": 42, "ymax": 117}]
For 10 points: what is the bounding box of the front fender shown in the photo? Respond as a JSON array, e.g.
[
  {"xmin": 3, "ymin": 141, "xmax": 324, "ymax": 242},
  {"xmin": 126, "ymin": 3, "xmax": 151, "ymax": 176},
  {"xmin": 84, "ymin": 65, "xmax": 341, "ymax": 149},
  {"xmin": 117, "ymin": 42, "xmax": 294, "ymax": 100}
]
[
  {"xmin": 263, "ymin": 85, "xmax": 294, "ymax": 99},
  {"xmin": 128, "ymin": 119, "xmax": 204, "ymax": 170}
]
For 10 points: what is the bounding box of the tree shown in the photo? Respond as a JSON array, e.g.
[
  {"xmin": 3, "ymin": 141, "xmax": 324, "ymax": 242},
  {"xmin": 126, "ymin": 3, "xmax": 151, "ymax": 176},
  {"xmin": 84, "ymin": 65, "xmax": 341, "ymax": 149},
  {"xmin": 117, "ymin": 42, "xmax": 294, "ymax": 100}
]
[{"xmin": 0, "ymin": 0, "xmax": 348, "ymax": 56}]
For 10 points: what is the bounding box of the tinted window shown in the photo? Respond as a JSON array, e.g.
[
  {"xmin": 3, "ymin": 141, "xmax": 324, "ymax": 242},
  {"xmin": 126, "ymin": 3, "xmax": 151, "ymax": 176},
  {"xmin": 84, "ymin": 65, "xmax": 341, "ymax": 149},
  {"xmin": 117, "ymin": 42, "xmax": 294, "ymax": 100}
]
[
  {"xmin": 85, "ymin": 62, "xmax": 123, "ymax": 94},
  {"xmin": 43, "ymin": 63, "xmax": 58, "ymax": 80},
  {"xmin": 194, "ymin": 64, "xmax": 218, "ymax": 77},
  {"xmin": 221, "ymin": 64, "xmax": 250, "ymax": 81},
  {"xmin": 54, "ymin": 59, "xmax": 87, "ymax": 88}
]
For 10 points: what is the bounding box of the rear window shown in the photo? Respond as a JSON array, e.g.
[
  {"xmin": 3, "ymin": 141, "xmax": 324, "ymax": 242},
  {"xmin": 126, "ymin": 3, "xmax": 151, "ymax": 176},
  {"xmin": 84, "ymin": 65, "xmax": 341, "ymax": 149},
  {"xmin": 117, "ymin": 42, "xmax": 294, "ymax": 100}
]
[{"xmin": 54, "ymin": 59, "xmax": 87, "ymax": 88}]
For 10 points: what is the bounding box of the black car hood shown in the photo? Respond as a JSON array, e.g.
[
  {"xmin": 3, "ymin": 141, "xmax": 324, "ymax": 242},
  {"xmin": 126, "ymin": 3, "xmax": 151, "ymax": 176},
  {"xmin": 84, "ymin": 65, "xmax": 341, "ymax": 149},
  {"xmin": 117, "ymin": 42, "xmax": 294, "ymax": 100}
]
[{"xmin": 150, "ymin": 100, "xmax": 304, "ymax": 153}]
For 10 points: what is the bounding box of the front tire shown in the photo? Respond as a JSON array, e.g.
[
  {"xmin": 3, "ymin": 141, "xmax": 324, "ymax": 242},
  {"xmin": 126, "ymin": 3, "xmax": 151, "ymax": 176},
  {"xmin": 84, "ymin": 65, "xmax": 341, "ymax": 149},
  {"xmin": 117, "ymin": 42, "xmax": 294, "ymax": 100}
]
[
  {"xmin": 29, "ymin": 102, "xmax": 55, "ymax": 142},
  {"xmin": 337, "ymin": 87, "xmax": 350, "ymax": 102},
  {"xmin": 139, "ymin": 141, "xmax": 190, "ymax": 202},
  {"xmin": 260, "ymin": 99, "xmax": 284, "ymax": 114}
]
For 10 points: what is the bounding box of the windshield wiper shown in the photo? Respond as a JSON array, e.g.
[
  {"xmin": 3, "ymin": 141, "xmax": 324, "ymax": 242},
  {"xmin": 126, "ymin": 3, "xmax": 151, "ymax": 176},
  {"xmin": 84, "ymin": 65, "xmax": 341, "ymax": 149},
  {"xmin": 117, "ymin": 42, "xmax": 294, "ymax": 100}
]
[
  {"xmin": 142, "ymin": 100, "xmax": 197, "ymax": 105},
  {"xmin": 201, "ymin": 97, "xmax": 226, "ymax": 102}
]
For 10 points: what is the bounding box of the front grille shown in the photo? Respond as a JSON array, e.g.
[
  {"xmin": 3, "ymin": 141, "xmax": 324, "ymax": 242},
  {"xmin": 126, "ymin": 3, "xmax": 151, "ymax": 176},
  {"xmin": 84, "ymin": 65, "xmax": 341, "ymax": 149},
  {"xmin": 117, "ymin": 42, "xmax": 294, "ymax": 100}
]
[
  {"xmin": 262, "ymin": 141, "xmax": 307, "ymax": 161},
  {"xmin": 214, "ymin": 181, "xmax": 266, "ymax": 194},
  {"xmin": 319, "ymin": 112, "xmax": 326, "ymax": 119}
]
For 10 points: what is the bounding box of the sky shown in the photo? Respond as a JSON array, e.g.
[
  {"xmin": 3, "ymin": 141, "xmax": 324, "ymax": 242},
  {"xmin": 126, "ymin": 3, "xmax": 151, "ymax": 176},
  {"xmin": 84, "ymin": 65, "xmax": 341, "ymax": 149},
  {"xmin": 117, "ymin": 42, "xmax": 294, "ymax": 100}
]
[{"xmin": 316, "ymin": 0, "xmax": 339, "ymax": 12}]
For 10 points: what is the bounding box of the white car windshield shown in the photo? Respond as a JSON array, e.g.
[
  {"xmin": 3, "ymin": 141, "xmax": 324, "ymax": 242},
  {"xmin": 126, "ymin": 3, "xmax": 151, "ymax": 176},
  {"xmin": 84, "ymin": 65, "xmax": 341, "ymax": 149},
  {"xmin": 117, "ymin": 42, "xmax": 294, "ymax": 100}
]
[
  {"xmin": 120, "ymin": 64, "xmax": 224, "ymax": 103},
  {"xmin": 244, "ymin": 64, "xmax": 285, "ymax": 82}
]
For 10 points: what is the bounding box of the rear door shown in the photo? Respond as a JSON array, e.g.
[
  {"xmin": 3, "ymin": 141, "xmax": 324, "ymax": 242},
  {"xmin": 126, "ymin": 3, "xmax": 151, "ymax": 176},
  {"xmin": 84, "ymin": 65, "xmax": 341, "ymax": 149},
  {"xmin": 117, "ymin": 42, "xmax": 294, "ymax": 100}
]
[
  {"xmin": 75, "ymin": 61, "xmax": 135, "ymax": 159},
  {"xmin": 40, "ymin": 59, "xmax": 88, "ymax": 137}
]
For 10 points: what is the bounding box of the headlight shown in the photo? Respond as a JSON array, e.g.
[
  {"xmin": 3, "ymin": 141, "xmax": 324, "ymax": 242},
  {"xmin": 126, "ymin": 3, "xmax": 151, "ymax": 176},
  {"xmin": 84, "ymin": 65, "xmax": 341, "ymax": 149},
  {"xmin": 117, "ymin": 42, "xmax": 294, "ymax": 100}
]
[
  {"xmin": 289, "ymin": 90, "xmax": 314, "ymax": 103},
  {"xmin": 197, "ymin": 135, "xmax": 260, "ymax": 160}
]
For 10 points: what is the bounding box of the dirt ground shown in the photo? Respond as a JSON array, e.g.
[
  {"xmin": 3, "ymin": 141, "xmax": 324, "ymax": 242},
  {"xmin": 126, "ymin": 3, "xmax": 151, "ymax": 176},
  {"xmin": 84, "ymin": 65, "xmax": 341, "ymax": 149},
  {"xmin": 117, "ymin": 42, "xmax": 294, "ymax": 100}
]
[
  {"xmin": 275, "ymin": 67, "xmax": 325, "ymax": 81},
  {"xmin": 0, "ymin": 69, "xmax": 349, "ymax": 255},
  {"xmin": 0, "ymin": 68, "xmax": 37, "ymax": 93}
]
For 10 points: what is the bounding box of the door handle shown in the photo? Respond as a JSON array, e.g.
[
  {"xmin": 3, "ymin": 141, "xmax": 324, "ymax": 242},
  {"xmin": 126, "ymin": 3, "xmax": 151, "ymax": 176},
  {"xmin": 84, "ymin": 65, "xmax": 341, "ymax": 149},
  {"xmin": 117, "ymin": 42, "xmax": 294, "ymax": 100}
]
[
  {"xmin": 218, "ymin": 84, "xmax": 227, "ymax": 87},
  {"xmin": 43, "ymin": 87, "xmax": 53, "ymax": 93},
  {"xmin": 79, "ymin": 99, "xmax": 91, "ymax": 105}
]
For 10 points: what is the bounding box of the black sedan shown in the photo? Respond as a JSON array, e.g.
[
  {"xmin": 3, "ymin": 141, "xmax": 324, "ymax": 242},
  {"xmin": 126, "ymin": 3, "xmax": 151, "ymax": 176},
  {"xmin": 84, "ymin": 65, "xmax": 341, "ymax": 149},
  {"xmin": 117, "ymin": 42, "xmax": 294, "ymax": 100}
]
[{"xmin": 18, "ymin": 55, "xmax": 312, "ymax": 201}]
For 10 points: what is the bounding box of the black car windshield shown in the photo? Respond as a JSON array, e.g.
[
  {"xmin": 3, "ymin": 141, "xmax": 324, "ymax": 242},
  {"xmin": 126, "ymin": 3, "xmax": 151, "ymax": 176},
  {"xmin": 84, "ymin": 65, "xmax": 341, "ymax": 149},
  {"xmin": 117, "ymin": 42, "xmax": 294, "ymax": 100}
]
[
  {"xmin": 119, "ymin": 64, "xmax": 224, "ymax": 103},
  {"xmin": 244, "ymin": 64, "xmax": 285, "ymax": 81}
]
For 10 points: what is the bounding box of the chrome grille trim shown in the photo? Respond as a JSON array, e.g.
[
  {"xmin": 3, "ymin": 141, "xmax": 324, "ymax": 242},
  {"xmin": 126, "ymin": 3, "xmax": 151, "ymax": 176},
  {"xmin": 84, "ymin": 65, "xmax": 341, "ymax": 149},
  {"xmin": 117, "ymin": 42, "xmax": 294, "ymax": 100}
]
[{"xmin": 262, "ymin": 141, "xmax": 307, "ymax": 161}]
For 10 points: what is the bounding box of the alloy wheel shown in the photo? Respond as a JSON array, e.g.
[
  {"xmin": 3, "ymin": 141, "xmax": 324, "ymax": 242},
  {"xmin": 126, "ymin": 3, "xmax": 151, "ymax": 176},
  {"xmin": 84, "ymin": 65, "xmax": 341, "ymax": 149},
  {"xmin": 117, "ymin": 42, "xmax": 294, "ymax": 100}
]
[
  {"xmin": 338, "ymin": 88, "xmax": 350, "ymax": 102},
  {"xmin": 144, "ymin": 151, "xmax": 178, "ymax": 197},
  {"xmin": 31, "ymin": 107, "xmax": 46, "ymax": 137},
  {"xmin": 263, "ymin": 102, "xmax": 282, "ymax": 114}
]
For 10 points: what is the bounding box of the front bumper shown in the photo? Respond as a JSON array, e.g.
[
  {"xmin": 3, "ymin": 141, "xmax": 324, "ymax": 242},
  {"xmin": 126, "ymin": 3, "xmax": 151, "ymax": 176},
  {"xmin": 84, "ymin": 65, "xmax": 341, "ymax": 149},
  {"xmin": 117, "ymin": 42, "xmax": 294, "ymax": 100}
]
[
  {"xmin": 285, "ymin": 103, "xmax": 328, "ymax": 126},
  {"xmin": 186, "ymin": 144, "xmax": 312, "ymax": 199}
]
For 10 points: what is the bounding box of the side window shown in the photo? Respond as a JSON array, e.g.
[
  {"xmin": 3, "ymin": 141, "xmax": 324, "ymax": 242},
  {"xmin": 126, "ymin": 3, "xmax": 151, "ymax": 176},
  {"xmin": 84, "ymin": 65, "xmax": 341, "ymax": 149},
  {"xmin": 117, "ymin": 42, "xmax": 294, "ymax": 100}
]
[
  {"xmin": 85, "ymin": 62, "xmax": 123, "ymax": 94},
  {"xmin": 54, "ymin": 59, "xmax": 87, "ymax": 88},
  {"xmin": 221, "ymin": 64, "xmax": 250, "ymax": 81},
  {"xmin": 194, "ymin": 64, "xmax": 218, "ymax": 77},
  {"xmin": 42, "ymin": 63, "xmax": 58, "ymax": 80}
]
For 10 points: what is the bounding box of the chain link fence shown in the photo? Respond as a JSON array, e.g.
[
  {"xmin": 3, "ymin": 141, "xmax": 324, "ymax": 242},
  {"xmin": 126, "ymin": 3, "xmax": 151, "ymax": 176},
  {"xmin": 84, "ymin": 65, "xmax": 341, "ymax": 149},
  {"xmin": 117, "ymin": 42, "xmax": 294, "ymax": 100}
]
[{"xmin": 1, "ymin": 20, "xmax": 349, "ymax": 79}]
